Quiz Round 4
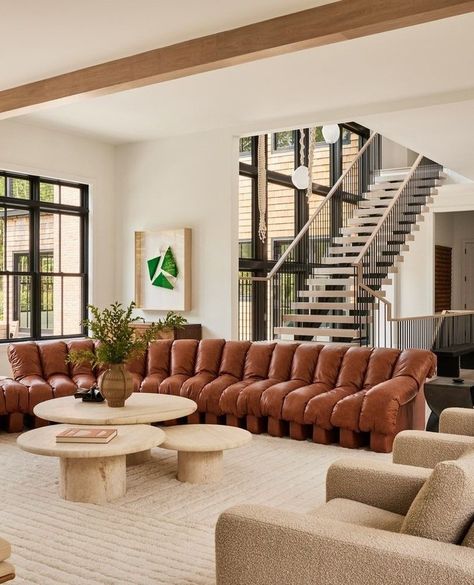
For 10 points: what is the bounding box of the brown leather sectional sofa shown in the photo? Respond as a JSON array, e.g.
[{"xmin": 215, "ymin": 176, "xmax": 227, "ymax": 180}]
[{"xmin": 2, "ymin": 339, "xmax": 436, "ymax": 452}]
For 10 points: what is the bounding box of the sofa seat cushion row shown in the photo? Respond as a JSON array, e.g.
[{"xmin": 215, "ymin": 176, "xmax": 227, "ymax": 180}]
[{"xmin": 5, "ymin": 339, "xmax": 436, "ymax": 452}]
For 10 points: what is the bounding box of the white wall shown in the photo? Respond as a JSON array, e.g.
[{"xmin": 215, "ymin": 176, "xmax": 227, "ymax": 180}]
[
  {"xmin": 0, "ymin": 119, "xmax": 116, "ymax": 372},
  {"xmin": 115, "ymin": 130, "xmax": 238, "ymax": 339},
  {"xmin": 381, "ymin": 137, "xmax": 417, "ymax": 169},
  {"xmin": 394, "ymin": 183, "xmax": 474, "ymax": 317}
]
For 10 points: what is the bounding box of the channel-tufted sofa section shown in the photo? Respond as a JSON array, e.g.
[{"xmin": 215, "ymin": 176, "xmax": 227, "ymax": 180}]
[{"xmin": 2, "ymin": 339, "xmax": 436, "ymax": 452}]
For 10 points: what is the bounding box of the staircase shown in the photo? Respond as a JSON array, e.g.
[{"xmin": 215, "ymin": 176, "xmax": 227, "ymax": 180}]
[{"xmin": 274, "ymin": 163, "xmax": 445, "ymax": 342}]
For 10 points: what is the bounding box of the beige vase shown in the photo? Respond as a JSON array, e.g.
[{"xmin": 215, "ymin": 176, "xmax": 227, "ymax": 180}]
[{"xmin": 99, "ymin": 363, "xmax": 134, "ymax": 408}]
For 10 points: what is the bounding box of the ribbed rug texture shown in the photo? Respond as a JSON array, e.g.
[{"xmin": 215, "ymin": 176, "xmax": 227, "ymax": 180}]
[{"xmin": 0, "ymin": 432, "xmax": 387, "ymax": 584}]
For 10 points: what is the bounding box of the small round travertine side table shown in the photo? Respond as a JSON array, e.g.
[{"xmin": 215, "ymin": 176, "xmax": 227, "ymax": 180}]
[
  {"xmin": 33, "ymin": 394, "xmax": 197, "ymax": 465},
  {"xmin": 17, "ymin": 424, "xmax": 165, "ymax": 504},
  {"xmin": 160, "ymin": 424, "xmax": 252, "ymax": 484}
]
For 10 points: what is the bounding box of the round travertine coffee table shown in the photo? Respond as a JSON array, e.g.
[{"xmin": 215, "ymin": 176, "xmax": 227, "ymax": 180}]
[
  {"xmin": 17, "ymin": 424, "xmax": 166, "ymax": 504},
  {"xmin": 34, "ymin": 394, "xmax": 197, "ymax": 465},
  {"xmin": 160, "ymin": 424, "xmax": 252, "ymax": 484}
]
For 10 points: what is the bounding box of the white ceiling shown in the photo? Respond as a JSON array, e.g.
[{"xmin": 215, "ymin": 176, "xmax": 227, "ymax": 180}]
[
  {"xmin": 5, "ymin": 5, "xmax": 474, "ymax": 179},
  {"xmin": 0, "ymin": 0, "xmax": 334, "ymax": 89}
]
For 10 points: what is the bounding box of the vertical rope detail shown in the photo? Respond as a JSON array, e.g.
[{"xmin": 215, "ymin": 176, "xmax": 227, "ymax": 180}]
[
  {"xmin": 306, "ymin": 127, "xmax": 315, "ymax": 198},
  {"xmin": 257, "ymin": 134, "xmax": 267, "ymax": 243},
  {"xmin": 298, "ymin": 129, "xmax": 305, "ymax": 166}
]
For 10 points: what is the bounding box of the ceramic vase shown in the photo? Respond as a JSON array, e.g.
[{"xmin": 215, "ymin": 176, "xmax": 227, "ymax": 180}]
[{"xmin": 99, "ymin": 363, "xmax": 133, "ymax": 407}]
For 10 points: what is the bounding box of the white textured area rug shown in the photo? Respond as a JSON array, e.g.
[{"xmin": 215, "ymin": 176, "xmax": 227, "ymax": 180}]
[{"xmin": 0, "ymin": 432, "xmax": 387, "ymax": 585}]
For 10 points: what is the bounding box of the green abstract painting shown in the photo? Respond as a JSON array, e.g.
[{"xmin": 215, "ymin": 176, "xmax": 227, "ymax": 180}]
[{"xmin": 147, "ymin": 246, "xmax": 179, "ymax": 290}]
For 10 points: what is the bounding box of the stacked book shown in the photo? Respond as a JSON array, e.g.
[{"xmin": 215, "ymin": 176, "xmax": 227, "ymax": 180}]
[
  {"xmin": 56, "ymin": 428, "xmax": 118, "ymax": 444},
  {"xmin": 0, "ymin": 536, "xmax": 15, "ymax": 583}
]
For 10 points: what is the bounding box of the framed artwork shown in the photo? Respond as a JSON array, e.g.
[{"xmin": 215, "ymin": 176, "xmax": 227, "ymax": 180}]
[{"xmin": 135, "ymin": 228, "xmax": 191, "ymax": 311}]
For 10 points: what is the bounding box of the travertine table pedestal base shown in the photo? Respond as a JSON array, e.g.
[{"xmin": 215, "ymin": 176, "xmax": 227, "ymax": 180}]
[
  {"xmin": 60, "ymin": 455, "xmax": 126, "ymax": 503},
  {"xmin": 161, "ymin": 424, "xmax": 252, "ymax": 484},
  {"xmin": 126, "ymin": 449, "xmax": 152, "ymax": 466},
  {"xmin": 177, "ymin": 450, "xmax": 223, "ymax": 484}
]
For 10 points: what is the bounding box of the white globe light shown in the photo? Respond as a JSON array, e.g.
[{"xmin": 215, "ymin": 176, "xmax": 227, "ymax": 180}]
[
  {"xmin": 322, "ymin": 124, "xmax": 340, "ymax": 144},
  {"xmin": 291, "ymin": 165, "xmax": 309, "ymax": 189}
]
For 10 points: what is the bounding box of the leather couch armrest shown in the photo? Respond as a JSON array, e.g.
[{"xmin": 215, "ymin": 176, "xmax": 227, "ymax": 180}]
[
  {"xmin": 359, "ymin": 376, "xmax": 418, "ymax": 435},
  {"xmin": 326, "ymin": 457, "xmax": 430, "ymax": 515},
  {"xmin": 393, "ymin": 430, "xmax": 474, "ymax": 468},
  {"xmin": 439, "ymin": 407, "xmax": 474, "ymax": 436},
  {"xmin": 216, "ymin": 505, "xmax": 474, "ymax": 585}
]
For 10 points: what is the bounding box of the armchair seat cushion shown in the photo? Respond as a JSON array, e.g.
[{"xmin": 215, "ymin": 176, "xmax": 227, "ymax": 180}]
[{"xmin": 312, "ymin": 498, "xmax": 404, "ymax": 533}]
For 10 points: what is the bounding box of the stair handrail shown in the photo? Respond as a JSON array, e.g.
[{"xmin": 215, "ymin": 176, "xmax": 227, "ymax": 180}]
[
  {"xmin": 240, "ymin": 131, "xmax": 378, "ymax": 282},
  {"xmin": 352, "ymin": 152, "xmax": 424, "ymax": 271}
]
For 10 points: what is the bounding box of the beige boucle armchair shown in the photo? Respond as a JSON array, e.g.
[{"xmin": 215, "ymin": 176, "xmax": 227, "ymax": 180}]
[{"xmin": 216, "ymin": 438, "xmax": 474, "ymax": 585}]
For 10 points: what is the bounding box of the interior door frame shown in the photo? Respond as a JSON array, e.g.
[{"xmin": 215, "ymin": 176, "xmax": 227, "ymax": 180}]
[{"xmin": 462, "ymin": 239, "xmax": 474, "ymax": 310}]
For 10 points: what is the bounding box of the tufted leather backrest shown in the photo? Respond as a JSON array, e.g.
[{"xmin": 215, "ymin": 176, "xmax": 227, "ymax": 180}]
[
  {"xmin": 147, "ymin": 339, "xmax": 173, "ymax": 377},
  {"xmin": 219, "ymin": 341, "xmax": 251, "ymax": 378},
  {"xmin": 243, "ymin": 343, "xmax": 276, "ymax": 380},
  {"xmin": 290, "ymin": 344, "xmax": 320, "ymax": 383},
  {"xmin": 170, "ymin": 339, "xmax": 199, "ymax": 376},
  {"xmin": 335, "ymin": 346, "xmax": 372, "ymax": 391},
  {"xmin": 362, "ymin": 347, "xmax": 400, "ymax": 389},
  {"xmin": 313, "ymin": 345, "xmax": 348, "ymax": 386},
  {"xmin": 8, "ymin": 342, "xmax": 43, "ymax": 379},
  {"xmin": 392, "ymin": 348, "xmax": 437, "ymax": 385},
  {"xmin": 194, "ymin": 339, "xmax": 225, "ymax": 375},
  {"xmin": 38, "ymin": 341, "xmax": 69, "ymax": 378},
  {"xmin": 267, "ymin": 343, "xmax": 299, "ymax": 380}
]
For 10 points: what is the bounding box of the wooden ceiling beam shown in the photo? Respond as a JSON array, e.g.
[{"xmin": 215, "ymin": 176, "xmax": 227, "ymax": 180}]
[{"xmin": 1, "ymin": 0, "xmax": 474, "ymax": 118}]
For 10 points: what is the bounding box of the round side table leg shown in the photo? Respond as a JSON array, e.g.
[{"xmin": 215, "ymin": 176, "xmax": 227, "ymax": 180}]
[
  {"xmin": 59, "ymin": 455, "xmax": 126, "ymax": 504},
  {"xmin": 177, "ymin": 450, "xmax": 223, "ymax": 484},
  {"xmin": 126, "ymin": 449, "xmax": 152, "ymax": 466}
]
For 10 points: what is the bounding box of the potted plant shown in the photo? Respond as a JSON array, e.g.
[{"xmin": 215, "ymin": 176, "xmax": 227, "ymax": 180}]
[{"xmin": 68, "ymin": 302, "xmax": 187, "ymax": 407}]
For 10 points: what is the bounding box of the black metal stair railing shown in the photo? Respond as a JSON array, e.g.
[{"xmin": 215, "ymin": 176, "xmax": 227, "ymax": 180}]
[{"xmin": 238, "ymin": 132, "xmax": 380, "ymax": 340}]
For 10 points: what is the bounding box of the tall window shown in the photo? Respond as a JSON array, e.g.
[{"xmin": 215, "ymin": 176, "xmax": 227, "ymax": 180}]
[
  {"xmin": 238, "ymin": 123, "xmax": 371, "ymax": 340},
  {"xmin": 0, "ymin": 172, "xmax": 88, "ymax": 341}
]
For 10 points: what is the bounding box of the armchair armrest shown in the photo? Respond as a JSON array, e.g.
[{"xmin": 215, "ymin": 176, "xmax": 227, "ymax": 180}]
[
  {"xmin": 326, "ymin": 458, "xmax": 430, "ymax": 515},
  {"xmin": 440, "ymin": 407, "xmax": 474, "ymax": 436},
  {"xmin": 393, "ymin": 430, "xmax": 474, "ymax": 468},
  {"xmin": 216, "ymin": 505, "xmax": 474, "ymax": 585}
]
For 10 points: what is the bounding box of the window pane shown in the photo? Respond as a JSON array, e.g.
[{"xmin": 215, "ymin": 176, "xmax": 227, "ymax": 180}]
[
  {"xmin": 40, "ymin": 212, "xmax": 58, "ymax": 271},
  {"xmin": 7, "ymin": 177, "xmax": 30, "ymax": 199},
  {"xmin": 0, "ymin": 177, "xmax": 5, "ymax": 197},
  {"xmin": 0, "ymin": 274, "xmax": 32, "ymax": 339},
  {"xmin": 342, "ymin": 129, "xmax": 360, "ymax": 172},
  {"xmin": 273, "ymin": 131, "xmax": 295, "ymax": 152},
  {"xmin": 63, "ymin": 277, "xmax": 83, "ymax": 335},
  {"xmin": 312, "ymin": 127, "xmax": 331, "ymax": 188},
  {"xmin": 267, "ymin": 183, "xmax": 295, "ymax": 261},
  {"xmin": 239, "ymin": 137, "xmax": 252, "ymax": 163},
  {"xmin": 40, "ymin": 274, "xmax": 56, "ymax": 335},
  {"xmin": 40, "ymin": 182, "xmax": 59, "ymax": 203},
  {"xmin": 61, "ymin": 186, "xmax": 81, "ymax": 206},
  {"xmin": 238, "ymin": 271, "xmax": 253, "ymax": 341},
  {"xmin": 61, "ymin": 214, "xmax": 81, "ymax": 272},
  {"xmin": 239, "ymin": 175, "xmax": 252, "ymax": 258},
  {"xmin": 267, "ymin": 133, "xmax": 295, "ymax": 173},
  {"xmin": 6, "ymin": 208, "xmax": 31, "ymax": 272},
  {"xmin": 0, "ymin": 213, "xmax": 4, "ymax": 271}
]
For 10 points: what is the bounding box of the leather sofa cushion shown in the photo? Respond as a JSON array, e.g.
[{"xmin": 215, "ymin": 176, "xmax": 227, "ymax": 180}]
[
  {"xmin": 8, "ymin": 341, "xmax": 43, "ymax": 379},
  {"xmin": 290, "ymin": 344, "xmax": 321, "ymax": 383},
  {"xmin": 243, "ymin": 343, "xmax": 275, "ymax": 379},
  {"xmin": 401, "ymin": 452, "xmax": 474, "ymax": 543},
  {"xmin": 38, "ymin": 341, "xmax": 69, "ymax": 377},
  {"xmin": 392, "ymin": 348, "xmax": 437, "ymax": 385},
  {"xmin": 67, "ymin": 339, "xmax": 96, "ymax": 384},
  {"xmin": 170, "ymin": 339, "xmax": 199, "ymax": 376},
  {"xmin": 147, "ymin": 340, "xmax": 172, "ymax": 377},
  {"xmin": 267, "ymin": 343, "xmax": 298, "ymax": 380},
  {"xmin": 362, "ymin": 347, "xmax": 400, "ymax": 389},
  {"xmin": 219, "ymin": 341, "xmax": 251, "ymax": 378},
  {"xmin": 194, "ymin": 339, "xmax": 225, "ymax": 375},
  {"xmin": 312, "ymin": 345, "xmax": 348, "ymax": 386},
  {"xmin": 312, "ymin": 498, "xmax": 404, "ymax": 533}
]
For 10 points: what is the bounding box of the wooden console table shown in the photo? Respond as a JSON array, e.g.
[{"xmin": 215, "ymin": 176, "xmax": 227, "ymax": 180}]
[{"xmin": 132, "ymin": 322, "xmax": 202, "ymax": 340}]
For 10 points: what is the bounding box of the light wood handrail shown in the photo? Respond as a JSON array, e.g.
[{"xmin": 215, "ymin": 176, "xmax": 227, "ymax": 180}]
[{"xmin": 239, "ymin": 132, "xmax": 378, "ymax": 282}]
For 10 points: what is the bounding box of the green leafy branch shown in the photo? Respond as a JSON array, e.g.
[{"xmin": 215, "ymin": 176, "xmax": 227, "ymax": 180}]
[{"xmin": 67, "ymin": 302, "xmax": 187, "ymax": 367}]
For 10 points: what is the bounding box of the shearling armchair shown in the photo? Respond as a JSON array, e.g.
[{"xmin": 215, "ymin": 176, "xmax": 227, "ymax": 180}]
[
  {"xmin": 216, "ymin": 452, "xmax": 474, "ymax": 585},
  {"xmin": 393, "ymin": 407, "xmax": 474, "ymax": 468},
  {"xmin": 0, "ymin": 537, "xmax": 14, "ymax": 583}
]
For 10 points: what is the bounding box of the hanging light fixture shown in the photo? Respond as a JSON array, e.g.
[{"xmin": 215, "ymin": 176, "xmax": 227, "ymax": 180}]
[
  {"xmin": 292, "ymin": 128, "xmax": 309, "ymax": 189},
  {"xmin": 322, "ymin": 124, "xmax": 340, "ymax": 144}
]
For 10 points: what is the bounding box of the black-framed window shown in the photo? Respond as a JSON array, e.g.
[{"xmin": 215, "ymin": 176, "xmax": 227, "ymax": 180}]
[{"xmin": 0, "ymin": 172, "xmax": 88, "ymax": 341}]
